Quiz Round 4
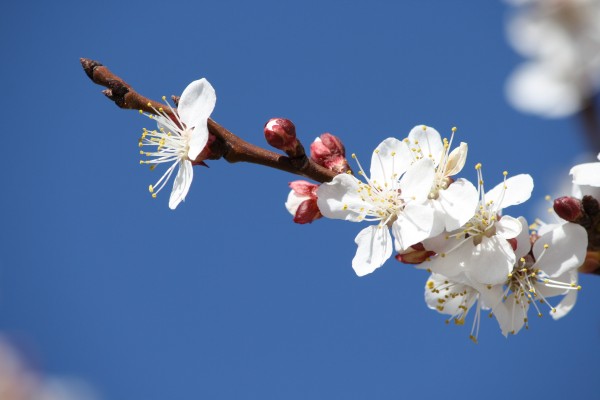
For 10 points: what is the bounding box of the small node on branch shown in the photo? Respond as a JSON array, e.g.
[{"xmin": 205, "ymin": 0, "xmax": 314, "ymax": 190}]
[{"xmin": 80, "ymin": 58, "xmax": 103, "ymax": 80}]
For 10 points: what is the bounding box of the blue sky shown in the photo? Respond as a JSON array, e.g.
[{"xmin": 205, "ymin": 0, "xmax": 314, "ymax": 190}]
[{"xmin": 1, "ymin": 1, "xmax": 599, "ymax": 399}]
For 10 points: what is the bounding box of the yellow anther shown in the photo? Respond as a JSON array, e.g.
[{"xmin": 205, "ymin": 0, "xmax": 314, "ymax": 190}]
[
  {"xmin": 140, "ymin": 150, "xmax": 144, "ymax": 155},
  {"xmin": 139, "ymin": 160, "xmax": 144, "ymax": 165},
  {"xmin": 475, "ymin": 163, "xmax": 482, "ymax": 170},
  {"xmin": 351, "ymin": 153, "xmax": 357, "ymax": 159},
  {"xmin": 151, "ymin": 193, "xmax": 157, "ymax": 198},
  {"xmin": 149, "ymin": 165, "xmax": 156, "ymax": 171},
  {"xmin": 147, "ymin": 102, "xmax": 152, "ymax": 107},
  {"xmin": 159, "ymin": 107, "xmax": 164, "ymax": 112},
  {"xmin": 342, "ymin": 204, "xmax": 348, "ymax": 210},
  {"xmin": 503, "ymin": 171, "xmax": 508, "ymax": 176},
  {"xmin": 451, "ymin": 127, "xmax": 457, "ymax": 132},
  {"xmin": 469, "ymin": 335, "xmax": 478, "ymax": 344},
  {"xmin": 422, "ymin": 125, "xmax": 427, "ymax": 131},
  {"xmin": 427, "ymin": 281, "xmax": 434, "ymax": 289},
  {"xmin": 577, "ymin": 285, "xmax": 582, "ymax": 290},
  {"xmin": 139, "ymin": 109, "xmax": 143, "ymax": 114},
  {"xmin": 543, "ymin": 244, "xmax": 549, "ymax": 249},
  {"xmin": 391, "ymin": 152, "xmax": 396, "ymax": 156},
  {"xmin": 149, "ymin": 185, "xmax": 154, "ymax": 193},
  {"xmin": 551, "ymin": 308, "xmax": 557, "ymax": 313},
  {"xmin": 162, "ymin": 96, "xmax": 167, "ymax": 101},
  {"xmin": 545, "ymin": 195, "xmax": 551, "ymax": 201},
  {"xmin": 374, "ymin": 149, "xmax": 379, "ymax": 154}
]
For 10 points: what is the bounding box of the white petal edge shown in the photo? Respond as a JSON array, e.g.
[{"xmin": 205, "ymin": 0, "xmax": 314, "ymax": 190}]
[
  {"xmin": 178, "ymin": 78, "xmax": 217, "ymax": 130},
  {"xmin": 169, "ymin": 160, "xmax": 193, "ymax": 210},
  {"xmin": 352, "ymin": 225, "xmax": 393, "ymax": 277}
]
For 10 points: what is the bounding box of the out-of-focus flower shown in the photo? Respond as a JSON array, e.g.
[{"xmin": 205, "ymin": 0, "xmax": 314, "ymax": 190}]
[
  {"xmin": 570, "ymin": 152, "xmax": 600, "ymax": 186},
  {"xmin": 285, "ymin": 180, "xmax": 322, "ymax": 224},
  {"xmin": 317, "ymin": 138, "xmax": 437, "ymax": 276},
  {"xmin": 422, "ymin": 166, "xmax": 534, "ymax": 286},
  {"xmin": 139, "ymin": 78, "xmax": 216, "ymax": 209},
  {"xmin": 0, "ymin": 337, "xmax": 101, "ymax": 400},
  {"xmin": 505, "ymin": 0, "xmax": 600, "ymax": 118}
]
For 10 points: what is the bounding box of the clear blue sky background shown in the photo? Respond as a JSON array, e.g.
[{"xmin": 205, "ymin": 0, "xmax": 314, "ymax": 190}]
[{"xmin": 1, "ymin": 1, "xmax": 599, "ymax": 399}]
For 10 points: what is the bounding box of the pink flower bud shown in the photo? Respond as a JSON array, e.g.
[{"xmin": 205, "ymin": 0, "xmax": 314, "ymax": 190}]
[
  {"xmin": 553, "ymin": 196, "xmax": 584, "ymax": 222},
  {"xmin": 285, "ymin": 180, "xmax": 322, "ymax": 224},
  {"xmin": 310, "ymin": 133, "xmax": 350, "ymax": 173},
  {"xmin": 264, "ymin": 118, "xmax": 298, "ymax": 152}
]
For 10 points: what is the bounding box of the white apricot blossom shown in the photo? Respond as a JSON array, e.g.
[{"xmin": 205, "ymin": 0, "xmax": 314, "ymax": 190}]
[
  {"xmin": 317, "ymin": 138, "xmax": 437, "ymax": 276},
  {"xmin": 423, "ymin": 166, "xmax": 534, "ymax": 286},
  {"xmin": 404, "ymin": 125, "xmax": 478, "ymax": 232},
  {"xmin": 481, "ymin": 217, "xmax": 586, "ymax": 336},
  {"xmin": 139, "ymin": 78, "xmax": 216, "ymax": 209},
  {"xmin": 424, "ymin": 273, "xmax": 486, "ymax": 343}
]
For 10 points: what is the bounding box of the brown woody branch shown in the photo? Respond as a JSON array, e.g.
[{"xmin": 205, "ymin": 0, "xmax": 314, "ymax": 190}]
[{"xmin": 80, "ymin": 58, "xmax": 337, "ymax": 183}]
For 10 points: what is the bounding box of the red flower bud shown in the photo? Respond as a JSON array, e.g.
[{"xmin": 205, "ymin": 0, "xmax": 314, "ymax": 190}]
[
  {"xmin": 395, "ymin": 243, "xmax": 436, "ymax": 264},
  {"xmin": 553, "ymin": 196, "xmax": 584, "ymax": 222},
  {"xmin": 285, "ymin": 180, "xmax": 322, "ymax": 224},
  {"xmin": 310, "ymin": 133, "xmax": 350, "ymax": 173},
  {"xmin": 264, "ymin": 118, "xmax": 298, "ymax": 152}
]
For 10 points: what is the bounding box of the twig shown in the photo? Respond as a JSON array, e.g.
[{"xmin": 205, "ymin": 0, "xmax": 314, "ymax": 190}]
[{"xmin": 80, "ymin": 58, "xmax": 337, "ymax": 183}]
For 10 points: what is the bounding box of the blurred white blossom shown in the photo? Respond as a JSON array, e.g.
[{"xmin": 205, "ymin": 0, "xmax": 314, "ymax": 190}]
[{"xmin": 505, "ymin": 0, "xmax": 600, "ymax": 118}]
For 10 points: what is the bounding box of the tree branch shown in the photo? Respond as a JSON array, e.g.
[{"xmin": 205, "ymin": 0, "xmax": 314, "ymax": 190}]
[{"xmin": 80, "ymin": 58, "xmax": 337, "ymax": 183}]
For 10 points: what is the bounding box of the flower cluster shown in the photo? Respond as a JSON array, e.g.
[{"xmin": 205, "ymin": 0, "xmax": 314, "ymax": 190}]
[{"xmin": 311, "ymin": 125, "xmax": 588, "ymax": 340}]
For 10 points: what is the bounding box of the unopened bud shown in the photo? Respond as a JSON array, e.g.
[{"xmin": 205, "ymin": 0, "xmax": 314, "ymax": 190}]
[
  {"xmin": 264, "ymin": 118, "xmax": 298, "ymax": 152},
  {"xmin": 310, "ymin": 133, "xmax": 350, "ymax": 173},
  {"xmin": 285, "ymin": 180, "xmax": 322, "ymax": 224},
  {"xmin": 553, "ymin": 196, "xmax": 584, "ymax": 222},
  {"xmin": 395, "ymin": 243, "xmax": 435, "ymax": 264}
]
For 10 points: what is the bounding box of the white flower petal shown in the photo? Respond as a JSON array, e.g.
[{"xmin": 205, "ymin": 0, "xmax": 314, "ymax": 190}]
[
  {"xmin": 421, "ymin": 237, "xmax": 472, "ymax": 282},
  {"xmin": 399, "ymin": 158, "xmax": 435, "ymax": 201},
  {"xmin": 424, "ymin": 273, "xmax": 476, "ymax": 316},
  {"xmin": 187, "ymin": 123, "xmax": 209, "ymax": 161},
  {"xmin": 369, "ymin": 138, "xmax": 412, "ymax": 185},
  {"xmin": 316, "ymin": 173, "xmax": 368, "ymax": 221},
  {"xmin": 495, "ymin": 215, "xmax": 523, "ymax": 240},
  {"xmin": 485, "ymin": 174, "xmax": 534, "ymax": 211},
  {"xmin": 506, "ymin": 62, "xmax": 582, "ymax": 118},
  {"xmin": 437, "ymin": 178, "xmax": 478, "ymax": 231},
  {"xmin": 352, "ymin": 225, "xmax": 393, "ymax": 276},
  {"xmin": 393, "ymin": 202, "xmax": 436, "ymax": 251},
  {"xmin": 407, "ymin": 125, "xmax": 444, "ymax": 165},
  {"xmin": 499, "ymin": 293, "xmax": 528, "ymax": 336},
  {"xmin": 551, "ymin": 271, "xmax": 579, "ymax": 320},
  {"xmin": 169, "ymin": 160, "xmax": 193, "ymax": 210},
  {"xmin": 178, "ymin": 78, "xmax": 217, "ymax": 129},
  {"xmin": 285, "ymin": 190, "xmax": 310, "ymax": 216},
  {"xmin": 443, "ymin": 142, "xmax": 468, "ymax": 177},
  {"xmin": 514, "ymin": 217, "xmax": 532, "ymax": 259},
  {"xmin": 466, "ymin": 236, "xmax": 516, "ymax": 285},
  {"xmin": 533, "ymin": 222, "xmax": 587, "ymax": 277},
  {"xmin": 570, "ymin": 161, "xmax": 600, "ymax": 187}
]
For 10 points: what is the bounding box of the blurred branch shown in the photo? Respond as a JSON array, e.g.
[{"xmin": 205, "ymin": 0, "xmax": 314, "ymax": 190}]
[
  {"xmin": 80, "ymin": 58, "xmax": 337, "ymax": 183},
  {"xmin": 578, "ymin": 96, "xmax": 600, "ymax": 153}
]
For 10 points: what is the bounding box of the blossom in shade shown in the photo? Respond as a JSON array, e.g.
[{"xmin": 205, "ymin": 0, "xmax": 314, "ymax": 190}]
[
  {"xmin": 424, "ymin": 273, "xmax": 486, "ymax": 343},
  {"xmin": 139, "ymin": 78, "xmax": 216, "ymax": 209},
  {"xmin": 317, "ymin": 138, "xmax": 437, "ymax": 276},
  {"xmin": 480, "ymin": 217, "xmax": 586, "ymax": 336},
  {"xmin": 422, "ymin": 166, "xmax": 534, "ymax": 286},
  {"xmin": 285, "ymin": 180, "xmax": 322, "ymax": 224}
]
